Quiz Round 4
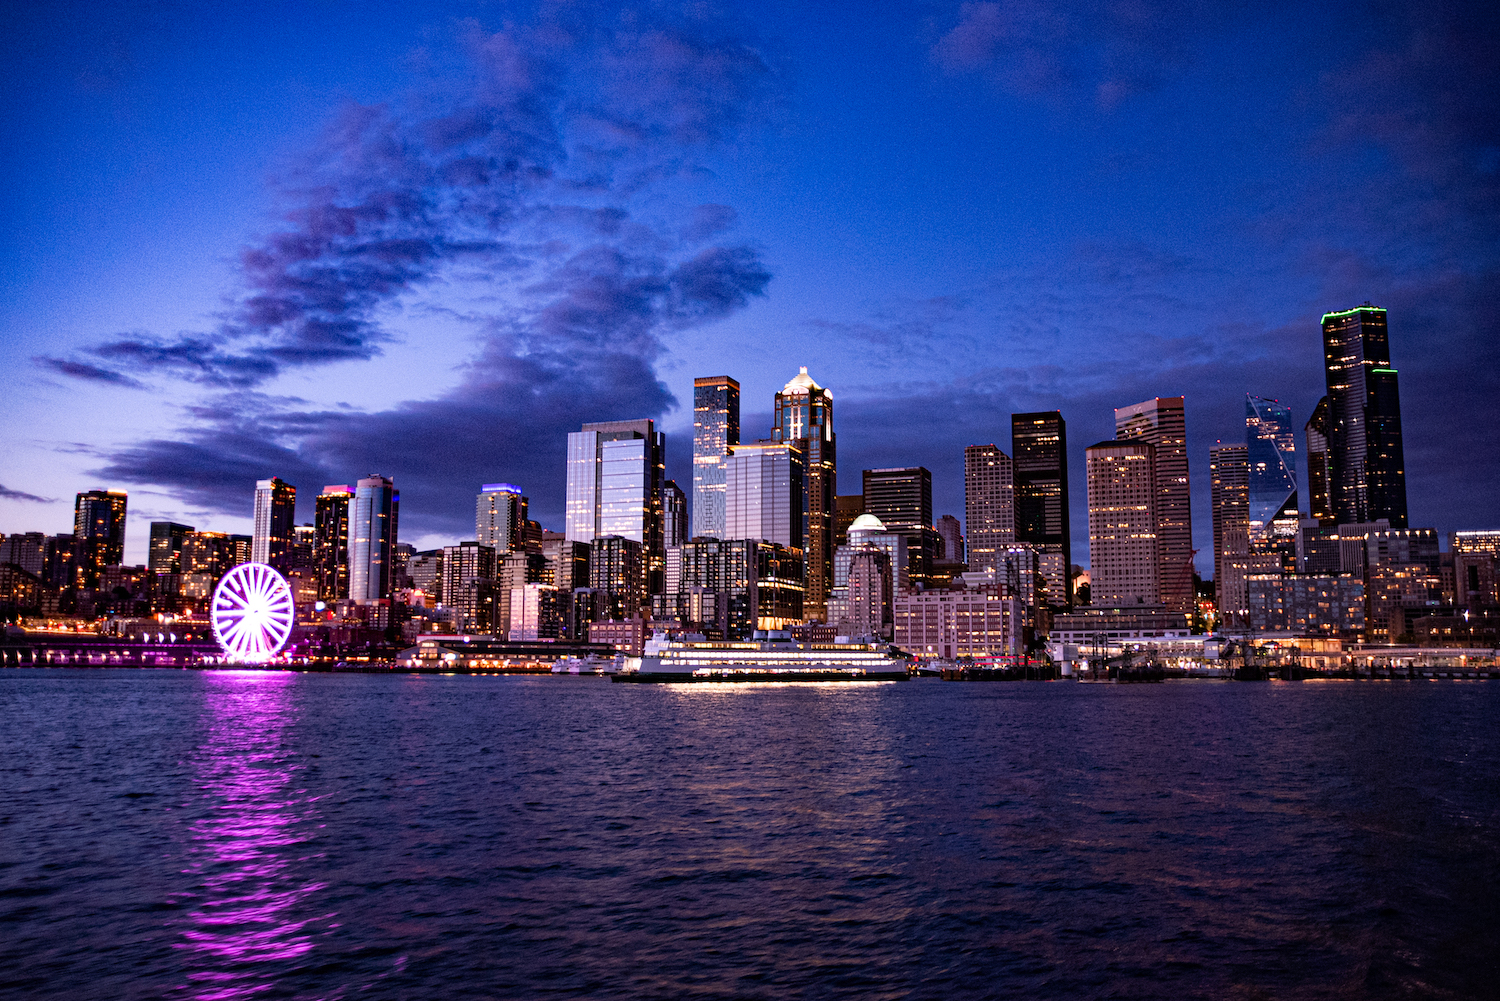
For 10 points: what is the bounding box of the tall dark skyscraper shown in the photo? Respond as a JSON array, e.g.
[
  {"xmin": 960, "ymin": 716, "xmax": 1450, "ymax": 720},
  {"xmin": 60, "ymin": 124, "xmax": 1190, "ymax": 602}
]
[
  {"xmin": 253, "ymin": 477, "xmax": 297, "ymax": 569},
  {"xmin": 1115, "ymin": 397, "xmax": 1193, "ymax": 612},
  {"xmin": 771, "ymin": 368, "xmax": 835, "ymax": 620},
  {"xmin": 1304, "ymin": 397, "xmax": 1334, "ymax": 524},
  {"xmin": 315, "ymin": 485, "xmax": 353, "ymax": 600},
  {"xmin": 662, "ymin": 479, "xmax": 688, "ymax": 548},
  {"xmin": 148, "ymin": 521, "xmax": 194, "ymax": 575},
  {"xmin": 1011, "ymin": 411, "xmax": 1072, "ymax": 606},
  {"xmin": 863, "ymin": 468, "xmax": 932, "ymax": 533},
  {"xmin": 963, "ymin": 445, "xmax": 1013, "ymax": 576},
  {"xmin": 349, "ymin": 475, "xmax": 398, "ymax": 602},
  {"xmin": 74, "ymin": 489, "xmax": 127, "ymax": 586},
  {"xmin": 691, "ymin": 376, "xmax": 740, "ymax": 540},
  {"xmin": 1319, "ymin": 303, "xmax": 1408, "ymax": 528}
]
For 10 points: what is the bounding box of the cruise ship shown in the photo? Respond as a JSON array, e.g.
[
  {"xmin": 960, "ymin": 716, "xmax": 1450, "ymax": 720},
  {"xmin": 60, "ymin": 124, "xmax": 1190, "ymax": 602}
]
[{"xmin": 612, "ymin": 631, "xmax": 910, "ymax": 683}]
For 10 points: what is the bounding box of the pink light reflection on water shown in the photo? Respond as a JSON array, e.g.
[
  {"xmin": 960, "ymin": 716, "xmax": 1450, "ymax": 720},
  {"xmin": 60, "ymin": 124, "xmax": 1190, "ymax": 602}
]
[{"xmin": 173, "ymin": 671, "xmax": 331, "ymax": 1000}]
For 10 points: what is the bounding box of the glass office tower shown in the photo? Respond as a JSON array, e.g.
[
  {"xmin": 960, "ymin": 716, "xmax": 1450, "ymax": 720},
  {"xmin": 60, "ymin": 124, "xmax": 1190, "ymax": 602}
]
[
  {"xmin": 348, "ymin": 475, "xmax": 398, "ymax": 602},
  {"xmin": 1245, "ymin": 395, "xmax": 1298, "ymax": 544},
  {"xmin": 1115, "ymin": 397, "xmax": 1193, "ymax": 612},
  {"xmin": 691, "ymin": 376, "xmax": 740, "ymax": 540},
  {"xmin": 1304, "ymin": 397, "xmax": 1334, "ymax": 524},
  {"xmin": 1011, "ymin": 411, "xmax": 1072, "ymax": 606},
  {"xmin": 252, "ymin": 477, "xmax": 297, "ymax": 569},
  {"xmin": 476, "ymin": 483, "xmax": 526, "ymax": 554},
  {"xmin": 724, "ymin": 441, "xmax": 805, "ymax": 550},
  {"xmin": 74, "ymin": 489, "xmax": 128, "ymax": 586},
  {"xmin": 1209, "ymin": 443, "xmax": 1249, "ymax": 611},
  {"xmin": 565, "ymin": 419, "xmax": 666, "ymax": 594},
  {"xmin": 1321, "ymin": 304, "xmax": 1408, "ymax": 527},
  {"xmin": 771, "ymin": 368, "xmax": 835, "ymax": 620},
  {"xmin": 315, "ymin": 485, "xmax": 353, "ymax": 600}
]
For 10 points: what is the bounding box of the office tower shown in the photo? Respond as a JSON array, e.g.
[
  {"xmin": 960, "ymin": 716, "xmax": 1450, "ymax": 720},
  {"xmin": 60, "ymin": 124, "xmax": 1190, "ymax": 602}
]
[
  {"xmin": 653, "ymin": 538, "xmax": 804, "ymax": 638},
  {"xmin": 74, "ymin": 489, "xmax": 127, "ymax": 585},
  {"xmin": 147, "ymin": 522, "xmax": 194, "ymax": 575},
  {"xmin": 407, "ymin": 550, "xmax": 443, "ymax": 600},
  {"xmin": 541, "ymin": 533, "xmax": 591, "ymax": 592},
  {"xmin": 348, "ymin": 475, "xmax": 398, "ymax": 602},
  {"xmin": 441, "ymin": 541, "xmax": 498, "ymax": 633},
  {"xmin": 692, "ymin": 376, "xmax": 740, "ymax": 540},
  {"xmin": 1086, "ymin": 440, "xmax": 1159, "ymax": 606},
  {"xmin": 841, "ymin": 548, "xmax": 893, "ymax": 639},
  {"xmin": 1, "ymin": 532, "xmax": 47, "ymax": 578},
  {"xmin": 590, "ymin": 535, "xmax": 646, "ymax": 621},
  {"xmin": 314, "ymin": 485, "xmax": 353, "ymax": 601},
  {"xmin": 834, "ymin": 495, "xmax": 865, "ymax": 547},
  {"xmin": 1012, "ymin": 411, "xmax": 1072, "ymax": 606},
  {"xmin": 864, "ymin": 467, "xmax": 932, "ymax": 532},
  {"xmin": 1305, "ymin": 398, "xmax": 1334, "ymax": 524},
  {"xmin": 662, "ymin": 480, "xmax": 688, "ymax": 548},
  {"xmin": 509, "ymin": 584, "xmax": 565, "ymax": 641},
  {"xmin": 181, "ymin": 531, "xmax": 240, "ymax": 579},
  {"xmin": 725, "ymin": 441, "xmax": 805, "ymax": 550},
  {"xmin": 963, "ymin": 447, "xmax": 1013, "ymax": 576},
  {"xmin": 230, "ymin": 535, "xmax": 252, "ymax": 567},
  {"xmin": 43, "ymin": 534, "xmax": 84, "ymax": 590},
  {"xmin": 1115, "ymin": 397, "xmax": 1192, "ymax": 611},
  {"xmin": 1452, "ymin": 531, "xmax": 1500, "ymax": 608},
  {"xmin": 252, "ymin": 478, "xmax": 297, "ymax": 568},
  {"xmin": 476, "ymin": 484, "xmax": 527, "ymax": 554},
  {"xmin": 771, "ymin": 368, "xmax": 835, "ymax": 620},
  {"xmin": 936, "ymin": 514, "xmax": 965, "ymax": 565},
  {"xmin": 565, "ymin": 419, "xmax": 665, "ymax": 593},
  {"xmin": 1320, "ymin": 303, "xmax": 1407, "ymax": 527},
  {"xmin": 1245, "ymin": 395, "xmax": 1298, "ymax": 543},
  {"xmin": 1209, "ymin": 444, "xmax": 1249, "ymax": 612}
]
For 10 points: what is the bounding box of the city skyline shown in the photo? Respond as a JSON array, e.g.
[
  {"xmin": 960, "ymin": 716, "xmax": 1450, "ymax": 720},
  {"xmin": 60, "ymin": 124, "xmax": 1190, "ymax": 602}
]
[{"xmin": 1, "ymin": 3, "xmax": 1495, "ymax": 577}]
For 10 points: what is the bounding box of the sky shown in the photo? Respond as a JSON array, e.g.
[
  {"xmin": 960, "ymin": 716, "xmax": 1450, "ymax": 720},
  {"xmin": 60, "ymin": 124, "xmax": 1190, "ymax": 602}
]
[{"xmin": 2, "ymin": 0, "xmax": 1496, "ymax": 572}]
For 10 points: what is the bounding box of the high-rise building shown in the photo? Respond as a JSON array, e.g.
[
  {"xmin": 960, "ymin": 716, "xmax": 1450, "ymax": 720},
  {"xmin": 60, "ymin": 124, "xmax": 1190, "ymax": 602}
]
[
  {"xmin": 1319, "ymin": 304, "xmax": 1408, "ymax": 527},
  {"xmin": 1011, "ymin": 411, "xmax": 1072, "ymax": 606},
  {"xmin": 834, "ymin": 495, "xmax": 865, "ymax": 547},
  {"xmin": 440, "ymin": 541, "xmax": 498, "ymax": 633},
  {"xmin": 935, "ymin": 514, "xmax": 965, "ymax": 565},
  {"xmin": 315, "ymin": 485, "xmax": 353, "ymax": 601},
  {"xmin": 725, "ymin": 441, "xmax": 805, "ymax": 550},
  {"xmin": 771, "ymin": 368, "xmax": 835, "ymax": 621},
  {"xmin": 565, "ymin": 419, "xmax": 665, "ymax": 593},
  {"xmin": 252, "ymin": 478, "xmax": 297, "ymax": 569},
  {"xmin": 653, "ymin": 538, "xmax": 804, "ymax": 638},
  {"xmin": 1086, "ymin": 440, "xmax": 1158, "ymax": 607},
  {"xmin": 1305, "ymin": 397, "xmax": 1334, "ymax": 524},
  {"xmin": 590, "ymin": 535, "xmax": 646, "ymax": 621},
  {"xmin": 348, "ymin": 475, "xmax": 398, "ymax": 602},
  {"xmin": 74, "ymin": 489, "xmax": 127, "ymax": 585},
  {"xmin": 691, "ymin": 376, "xmax": 740, "ymax": 540},
  {"xmin": 148, "ymin": 522, "xmax": 194, "ymax": 575},
  {"xmin": 0, "ymin": 532, "xmax": 47, "ymax": 578},
  {"xmin": 1209, "ymin": 444, "xmax": 1249, "ymax": 612},
  {"xmin": 662, "ymin": 479, "xmax": 688, "ymax": 548},
  {"xmin": 1245, "ymin": 395, "xmax": 1298, "ymax": 544},
  {"xmin": 864, "ymin": 467, "xmax": 932, "ymax": 532},
  {"xmin": 43, "ymin": 534, "xmax": 85, "ymax": 590},
  {"xmin": 476, "ymin": 484, "xmax": 527, "ymax": 554},
  {"xmin": 1115, "ymin": 397, "xmax": 1192, "ymax": 611},
  {"xmin": 963, "ymin": 446, "xmax": 1013, "ymax": 576}
]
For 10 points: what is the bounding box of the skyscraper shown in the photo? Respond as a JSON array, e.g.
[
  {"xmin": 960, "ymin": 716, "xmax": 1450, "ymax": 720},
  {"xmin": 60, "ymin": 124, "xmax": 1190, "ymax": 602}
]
[
  {"xmin": 1245, "ymin": 395, "xmax": 1298, "ymax": 543},
  {"xmin": 315, "ymin": 485, "xmax": 353, "ymax": 600},
  {"xmin": 1011, "ymin": 411, "xmax": 1072, "ymax": 606},
  {"xmin": 565, "ymin": 419, "xmax": 666, "ymax": 593},
  {"xmin": 963, "ymin": 446, "xmax": 1013, "ymax": 575},
  {"xmin": 1115, "ymin": 397, "xmax": 1193, "ymax": 611},
  {"xmin": 1319, "ymin": 303, "xmax": 1408, "ymax": 527},
  {"xmin": 148, "ymin": 522, "xmax": 194, "ymax": 575},
  {"xmin": 863, "ymin": 467, "xmax": 932, "ymax": 532},
  {"xmin": 1305, "ymin": 397, "xmax": 1334, "ymax": 524},
  {"xmin": 348, "ymin": 475, "xmax": 398, "ymax": 602},
  {"xmin": 74, "ymin": 489, "xmax": 127, "ymax": 586},
  {"xmin": 1209, "ymin": 444, "xmax": 1249, "ymax": 611},
  {"xmin": 935, "ymin": 514, "xmax": 965, "ymax": 565},
  {"xmin": 662, "ymin": 480, "xmax": 688, "ymax": 548},
  {"xmin": 476, "ymin": 484, "xmax": 527, "ymax": 554},
  {"xmin": 691, "ymin": 376, "xmax": 740, "ymax": 540},
  {"xmin": 252, "ymin": 478, "xmax": 297, "ymax": 569},
  {"xmin": 771, "ymin": 368, "xmax": 835, "ymax": 620},
  {"xmin": 1085, "ymin": 440, "xmax": 1158, "ymax": 606},
  {"xmin": 724, "ymin": 441, "xmax": 805, "ymax": 550}
]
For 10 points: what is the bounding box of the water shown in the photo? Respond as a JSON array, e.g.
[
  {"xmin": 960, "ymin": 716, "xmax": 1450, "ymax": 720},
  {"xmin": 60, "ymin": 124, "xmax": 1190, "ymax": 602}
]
[{"xmin": 1, "ymin": 670, "xmax": 1497, "ymax": 999}]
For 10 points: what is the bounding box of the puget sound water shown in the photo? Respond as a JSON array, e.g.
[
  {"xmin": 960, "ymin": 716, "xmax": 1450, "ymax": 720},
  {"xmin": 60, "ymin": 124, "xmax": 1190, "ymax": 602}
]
[{"xmin": 1, "ymin": 669, "xmax": 1497, "ymax": 999}]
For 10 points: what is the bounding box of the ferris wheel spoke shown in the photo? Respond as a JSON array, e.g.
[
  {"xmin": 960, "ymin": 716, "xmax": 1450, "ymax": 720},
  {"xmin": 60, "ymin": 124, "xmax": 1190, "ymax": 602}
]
[{"xmin": 211, "ymin": 562, "xmax": 296, "ymax": 664}]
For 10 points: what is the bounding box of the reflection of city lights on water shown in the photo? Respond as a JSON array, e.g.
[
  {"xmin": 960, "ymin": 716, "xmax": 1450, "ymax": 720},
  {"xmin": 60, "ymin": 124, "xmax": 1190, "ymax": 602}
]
[{"xmin": 174, "ymin": 672, "xmax": 329, "ymax": 999}]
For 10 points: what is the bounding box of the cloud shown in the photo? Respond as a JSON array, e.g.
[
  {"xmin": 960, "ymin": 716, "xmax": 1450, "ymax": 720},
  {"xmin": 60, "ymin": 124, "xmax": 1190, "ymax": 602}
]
[
  {"xmin": 33, "ymin": 356, "xmax": 147, "ymax": 389},
  {"xmin": 0, "ymin": 484, "xmax": 53, "ymax": 503},
  {"xmin": 83, "ymin": 6, "xmax": 776, "ymax": 538}
]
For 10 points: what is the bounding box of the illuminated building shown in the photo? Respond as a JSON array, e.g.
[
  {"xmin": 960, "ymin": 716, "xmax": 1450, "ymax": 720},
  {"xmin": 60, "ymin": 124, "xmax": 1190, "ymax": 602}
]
[
  {"xmin": 565, "ymin": 419, "xmax": 665, "ymax": 594},
  {"xmin": 963, "ymin": 446, "xmax": 1013, "ymax": 576},
  {"xmin": 1452, "ymin": 530, "xmax": 1500, "ymax": 608},
  {"xmin": 1, "ymin": 532, "xmax": 48, "ymax": 577},
  {"xmin": 348, "ymin": 475, "xmax": 398, "ymax": 602},
  {"xmin": 1114, "ymin": 397, "xmax": 1193, "ymax": 611},
  {"xmin": 1305, "ymin": 397, "xmax": 1334, "ymax": 524},
  {"xmin": 590, "ymin": 535, "xmax": 645, "ymax": 621},
  {"xmin": 315, "ymin": 485, "xmax": 352, "ymax": 600},
  {"xmin": 725, "ymin": 441, "xmax": 804, "ymax": 550},
  {"xmin": 654, "ymin": 538, "xmax": 805, "ymax": 638},
  {"xmin": 1011, "ymin": 411, "xmax": 1072, "ymax": 606},
  {"xmin": 1246, "ymin": 395, "xmax": 1298, "ymax": 544},
  {"xmin": 935, "ymin": 514, "xmax": 965, "ymax": 566},
  {"xmin": 1209, "ymin": 444, "xmax": 1249, "ymax": 613},
  {"xmin": 252, "ymin": 477, "xmax": 297, "ymax": 569},
  {"xmin": 440, "ymin": 541, "xmax": 498, "ymax": 633},
  {"xmin": 691, "ymin": 376, "xmax": 740, "ymax": 540},
  {"xmin": 771, "ymin": 368, "xmax": 835, "ymax": 620},
  {"xmin": 662, "ymin": 479, "xmax": 688, "ymax": 548},
  {"xmin": 892, "ymin": 587, "xmax": 1022, "ymax": 659},
  {"xmin": 1319, "ymin": 303, "xmax": 1407, "ymax": 527},
  {"xmin": 476, "ymin": 484, "xmax": 527, "ymax": 554},
  {"xmin": 73, "ymin": 489, "xmax": 127, "ymax": 586},
  {"xmin": 1085, "ymin": 439, "xmax": 1159, "ymax": 607}
]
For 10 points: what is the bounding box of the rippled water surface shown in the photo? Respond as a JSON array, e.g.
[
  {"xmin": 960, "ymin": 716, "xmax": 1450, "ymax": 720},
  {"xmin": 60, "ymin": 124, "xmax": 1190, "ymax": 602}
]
[{"xmin": 2, "ymin": 670, "xmax": 1498, "ymax": 999}]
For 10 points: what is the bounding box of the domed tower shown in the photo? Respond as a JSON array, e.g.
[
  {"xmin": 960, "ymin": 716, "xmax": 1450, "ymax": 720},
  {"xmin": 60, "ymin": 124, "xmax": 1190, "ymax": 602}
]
[{"xmin": 771, "ymin": 367, "xmax": 836, "ymax": 621}]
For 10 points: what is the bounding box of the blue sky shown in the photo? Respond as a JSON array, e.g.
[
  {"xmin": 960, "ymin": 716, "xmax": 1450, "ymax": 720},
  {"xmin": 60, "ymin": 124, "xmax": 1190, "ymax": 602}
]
[{"xmin": 2, "ymin": 0, "xmax": 1496, "ymax": 570}]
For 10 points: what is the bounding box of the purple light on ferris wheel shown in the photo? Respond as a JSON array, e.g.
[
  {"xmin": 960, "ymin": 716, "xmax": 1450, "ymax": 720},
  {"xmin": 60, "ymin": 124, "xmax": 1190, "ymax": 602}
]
[{"xmin": 211, "ymin": 562, "xmax": 296, "ymax": 663}]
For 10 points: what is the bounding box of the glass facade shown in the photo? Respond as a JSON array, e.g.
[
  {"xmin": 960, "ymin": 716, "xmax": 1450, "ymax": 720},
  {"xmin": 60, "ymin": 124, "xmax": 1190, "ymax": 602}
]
[
  {"xmin": 724, "ymin": 441, "xmax": 804, "ymax": 550},
  {"xmin": 1209, "ymin": 444, "xmax": 1249, "ymax": 614},
  {"xmin": 691, "ymin": 376, "xmax": 740, "ymax": 540},
  {"xmin": 348, "ymin": 475, "xmax": 397, "ymax": 602},
  {"xmin": 1321, "ymin": 304, "xmax": 1407, "ymax": 527},
  {"xmin": 476, "ymin": 483, "xmax": 525, "ymax": 554},
  {"xmin": 1245, "ymin": 395, "xmax": 1298, "ymax": 544},
  {"xmin": 1011, "ymin": 411, "xmax": 1071, "ymax": 605},
  {"xmin": 1305, "ymin": 397, "xmax": 1334, "ymax": 524},
  {"xmin": 252, "ymin": 477, "xmax": 297, "ymax": 569},
  {"xmin": 771, "ymin": 368, "xmax": 835, "ymax": 620},
  {"xmin": 565, "ymin": 420, "xmax": 665, "ymax": 592},
  {"xmin": 1114, "ymin": 397, "xmax": 1193, "ymax": 612}
]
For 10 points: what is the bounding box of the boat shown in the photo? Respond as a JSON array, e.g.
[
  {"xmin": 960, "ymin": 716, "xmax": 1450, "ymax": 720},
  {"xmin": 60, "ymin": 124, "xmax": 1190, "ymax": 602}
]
[
  {"xmin": 612, "ymin": 630, "xmax": 910, "ymax": 683},
  {"xmin": 550, "ymin": 653, "xmax": 623, "ymax": 675}
]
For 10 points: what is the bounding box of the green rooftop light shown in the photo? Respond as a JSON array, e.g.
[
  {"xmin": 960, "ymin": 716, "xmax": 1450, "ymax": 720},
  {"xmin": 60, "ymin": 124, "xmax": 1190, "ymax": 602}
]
[{"xmin": 1322, "ymin": 305, "xmax": 1385, "ymax": 320}]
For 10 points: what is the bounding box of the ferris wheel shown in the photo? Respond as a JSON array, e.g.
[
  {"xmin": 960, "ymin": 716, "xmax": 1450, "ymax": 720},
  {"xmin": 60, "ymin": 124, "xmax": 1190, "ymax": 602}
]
[{"xmin": 211, "ymin": 562, "xmax": 296, "ymax": 663}]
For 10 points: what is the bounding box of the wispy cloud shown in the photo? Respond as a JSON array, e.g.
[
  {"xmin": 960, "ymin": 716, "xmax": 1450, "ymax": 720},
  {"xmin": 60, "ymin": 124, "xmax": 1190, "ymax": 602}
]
[{"xmin": 0, "ymin": 484, "xmax": 54, "ymax": 503}]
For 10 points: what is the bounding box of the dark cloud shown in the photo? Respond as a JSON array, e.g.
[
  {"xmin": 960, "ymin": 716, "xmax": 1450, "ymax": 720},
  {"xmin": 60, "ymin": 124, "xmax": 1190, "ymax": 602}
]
[
  {"xmin": 33, "ymin": 356, "xmax": 147, "ymax": 389},
  {"xmin": 84, "ymin": 6, "xmax": 776, "ymax": 538},
  {"xmin": 0, "ymin": 484, "xmax": 53, "ymax": 503}
]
